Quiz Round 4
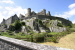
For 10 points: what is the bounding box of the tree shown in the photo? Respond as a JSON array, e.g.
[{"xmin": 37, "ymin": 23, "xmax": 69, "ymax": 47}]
[{"xmin": 14, "ymin": 20, "xmax": 22, "ymax": 30}]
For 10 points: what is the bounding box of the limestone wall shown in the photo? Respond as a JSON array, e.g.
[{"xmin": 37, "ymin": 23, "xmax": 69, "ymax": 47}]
[
  {"xmin": 5, "ymin": 17, "xmax": 12, "ymax": 28},
  {"xmin": 37, "ymin": 9, "xmax": 46, "ymax": 15},
  {"xmin": 0, "ymin": 36, "xmax": 73, "ymax": 50},
  {"xmin": 5, "ymin": 14, "xmax": 19, "ymax": 28}
]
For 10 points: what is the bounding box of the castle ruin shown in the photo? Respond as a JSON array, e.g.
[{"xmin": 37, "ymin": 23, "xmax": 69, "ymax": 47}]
[
  {"xmin": 25, "ymin": 8, "xmax": 51, "ymax": 17},
  {"xmin": 0, "ymin": 8, "xmax": 72, "ymax": 33}
]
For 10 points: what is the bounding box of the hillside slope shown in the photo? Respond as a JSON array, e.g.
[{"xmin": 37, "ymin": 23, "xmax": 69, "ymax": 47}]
[{"xmin": 40, "ymin": 32, "xmax": 75, "ymax": 49}]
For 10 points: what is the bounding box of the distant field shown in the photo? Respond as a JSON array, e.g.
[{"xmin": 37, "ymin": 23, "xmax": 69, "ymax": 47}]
[{"xmin": 40, "ymin": 32, "xmax": 75, "ymax": 49}]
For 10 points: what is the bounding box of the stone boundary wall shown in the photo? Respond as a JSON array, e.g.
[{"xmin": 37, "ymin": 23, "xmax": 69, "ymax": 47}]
[{"xmin": 0, "ymin": 36, "xmax": 74, "ymax": 50}]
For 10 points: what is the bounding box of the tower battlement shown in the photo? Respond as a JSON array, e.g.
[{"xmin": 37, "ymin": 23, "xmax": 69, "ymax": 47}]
[{"xmin": 25, "ymin": 8, "xmax": 51, "ymax": 17}]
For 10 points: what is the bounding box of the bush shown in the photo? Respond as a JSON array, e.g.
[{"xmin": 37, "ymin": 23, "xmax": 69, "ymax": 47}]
[
  {"xmin": 45, "ymin": 32, "xmax": 59, "ymax": 43},
  {"xmin": 57, "ymin": 22, "xmax": 63, "ymax": 27},
  {"xmin": 70, "ymin": 28, "xmax": 75, "ymax": 32},
  {"xmin": 33, "ymin": 33, "xmax": 45, "ymax": 42},
  {"xmin": 9, "ymin": 20, "xmax": 22, "ymax": 31},
  {"xmin": 9, "ymin": 24, "xmax": 15, "ymax": 31},
  {"xmin": 45, "ymin": 31, "xmax": 71, "ymax": 43},
  {"xmin": 51, "ymin": 36, "xmax": 58, "ymax": 43},
  {"xmin": 21, "ymin": 22, "xmax": 25, "ymax": 26},
  {"xmin": 14, "ymin": 20, "xmax": 22, "ymax": 30}
]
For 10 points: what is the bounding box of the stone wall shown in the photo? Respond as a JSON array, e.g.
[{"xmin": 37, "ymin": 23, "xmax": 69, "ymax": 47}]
[
  {"xmin": 25, "ymin": 8, "xmax": 51, "ymax": 17},
  {"xmin": 12, "ymin": 14, "xmax": 19, "ymax": 23},
  {"xmin": 37, "ymin": 9, "xmax": 46, "ymax": 15},
  {"xmin": 5, "ymin": 17, "xmax": 12, "ymax": 28},
  {"xmin": 49, "ymin": 27, "xmax": 66, "ymax": 32},
  {"xmin": 5, "ymin": 14, "xmax": 19, "ymax": 28},
  {"xmin": 0, "ymin": 36, "xmax": 73, "ymax": 50},
  {"xmin": 46, "ymin": 11, "xmax": 51, "ymax": 16}
]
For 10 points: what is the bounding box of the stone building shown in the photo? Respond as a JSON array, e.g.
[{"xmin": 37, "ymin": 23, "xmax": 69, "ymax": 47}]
[
  {"xmin": 25, "ymin": 8, "xmax": 51, "ymax": 17},
  {"xmin": 0, "ymin": 8, "xmax": 72, "ymax": 33},
  {"xmin": 0, "ymin": 14, "xmax": 19, "ymax": 30}
]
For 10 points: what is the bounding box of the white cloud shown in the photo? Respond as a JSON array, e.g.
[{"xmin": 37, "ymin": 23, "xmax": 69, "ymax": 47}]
[
  {"xmin": 0, "ymin": 12, "xmax": 5, "ymax": 23},
  {"xmin": 55, "ymin": 8, "xmax": 75, "ymax": 18},
  {"xmin": 5, "ymin": 6, "xmax": 27, "ymax": 17},
  {"xmin": 0, "ymin": 0, "xmax": 28, "ymax": 23},
  {"xmin": 0, "ymin": 6, "xmax": 27, "ymax": 23},
  {"xmin": 54, "ymin": 3, "xmax": 75, "ymax": 23},
  {"xmin": 0, "ymin": 0, "xmax": 14, "ymax": 4},
  {"xmin": 72, "ymin": 20, "xmax": 75, "ymax": 24},
  {"xmin": 0, "ymin": 6, "xmax": 2, "ymax": 9},
  {"xmin": 68, "ymin": 3, "xmax": 75, "ymax": 9}
]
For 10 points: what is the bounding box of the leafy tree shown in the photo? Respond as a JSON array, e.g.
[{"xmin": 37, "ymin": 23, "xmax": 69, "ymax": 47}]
[{"xmin": 14, "ymin": 20, "xmax": 22, "ymax": 30}]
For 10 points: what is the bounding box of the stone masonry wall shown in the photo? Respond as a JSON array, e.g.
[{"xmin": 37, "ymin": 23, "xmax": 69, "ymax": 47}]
[
  {"xmin": 5, "ymin": 17, "xmax": 12, "ymax": 28},
  {"xmin": 37, "ymin": 9, "xmax": 46, "ymax": 16},
  {"xmin": 0, "ymin": 36, "xmax": 74, "ymax": 50}
]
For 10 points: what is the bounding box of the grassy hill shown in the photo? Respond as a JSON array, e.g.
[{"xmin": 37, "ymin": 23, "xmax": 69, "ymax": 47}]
[{"xmin": 40, "ymin": 32, "xmax": 75, "ymax": 49}]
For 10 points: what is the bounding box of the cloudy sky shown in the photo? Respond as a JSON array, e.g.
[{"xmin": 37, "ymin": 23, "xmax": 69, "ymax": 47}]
[{"xmin": 0, "ymin": 0, "xmax": 75, "ymax": 23}]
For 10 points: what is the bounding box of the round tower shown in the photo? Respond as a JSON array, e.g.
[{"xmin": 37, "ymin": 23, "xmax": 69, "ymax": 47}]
[
  {"xmin": 27, "ymin": 8, "xmax": 31, "ymax": 16},
  {"xmin": 43, "ymin": 9, "xmax": 46, "ymax": 15},
  {"xmin": 48, "ymin": 11, "xmax": 51, "ymax": 16}
]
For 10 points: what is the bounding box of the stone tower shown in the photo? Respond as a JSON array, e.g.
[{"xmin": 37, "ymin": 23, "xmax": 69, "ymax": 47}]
[
  {"xmin": 46, "ymin": 11, "xmax": 51, "ymax": 16},
  {"xmin": 27, "ymin": 8, "xmax": 31, "ymax": 16},
  {"xmin": 43, "ymin": 9, "xmax": 46, "ymax": 15},
  {"xmin": 48, "ymin": 11, "xmax": 51, "ymax": 16}
]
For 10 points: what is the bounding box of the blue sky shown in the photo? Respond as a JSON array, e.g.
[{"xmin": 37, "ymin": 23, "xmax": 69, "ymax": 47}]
[{"xmin": 0, "ymin": 0, "xmax": 75, "ymax": 23}]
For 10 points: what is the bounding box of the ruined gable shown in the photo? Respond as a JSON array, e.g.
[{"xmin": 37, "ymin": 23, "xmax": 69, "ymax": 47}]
[{"xmin": 0, "ymin": 14, "xmax": 19, "ymax": 29}]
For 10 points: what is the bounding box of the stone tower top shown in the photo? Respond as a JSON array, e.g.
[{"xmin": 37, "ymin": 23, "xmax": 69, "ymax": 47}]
[
  {"xmin": 27, "ymin": 8, "xmax": 31, "ymax": 16},
  {"xmin": 42, "ymin": 9, "xmax": 46, "ymax": 15},
  {"xmin": 25, "ymin": 8, "xmax": 51, "ymax": 17},
  {"xmin": 46, "ymin": 11, "xmax": 51, "ymax": 16}
]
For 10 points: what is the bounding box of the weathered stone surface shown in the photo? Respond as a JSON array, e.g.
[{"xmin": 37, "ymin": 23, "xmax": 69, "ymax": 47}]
[
  {"xmin": 49, "ymin": 27, "xmax": 66, "ymax": 32},
  {"xmin": 21, "ymin": 26, "xmax": 27, "ymax": 34},
  {"xmin": 19, "ymin": 14, "xmax": 25, "ymax": 20},
  {"xmin": 0, "ymin": 36, "xmax": 73, "ymax": 50},
  {"xmin": 39, "ymin": 27, "xmax": 46, "ymax": 32},
  {"xmin": 0, "ymin": 14, "xmax": 19, "ymax": 31},
  {"xmin": 0, "ymin": 8, "xmax": 71, "ymax": 34}
]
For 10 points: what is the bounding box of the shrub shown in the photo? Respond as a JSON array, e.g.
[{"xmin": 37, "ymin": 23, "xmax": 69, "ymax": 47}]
[
  {"xmin": 9, "ymin": 24, "xmax": 15, "ymax": 31},
  {"xmin": 21, "ymin": 22, "xmax": 25, "ymax": 26},
  {"xmin": 57, "ymin": 22, "xmax": 63, "ymax": 27},
  {"xmin": 33, "ymin": 33, "xmax": 45, "ymax": 42},
  {"xmin": 51, "ymin": 36, "xmax": 58, "ymax": 43},
  {"xmin": 45, "ymin": 31, "xmax": 71, "ymax": 43},
  {"xmin": 70, "ymin": 28, "xmax": 75, "ymax": 32},
  {"xmin": 45, "ymin": 32, "xmax": 59, "ymax": 43},
  {"xmin": 14, "ymin": 20, "xmax": 22, "ymax": 30}
]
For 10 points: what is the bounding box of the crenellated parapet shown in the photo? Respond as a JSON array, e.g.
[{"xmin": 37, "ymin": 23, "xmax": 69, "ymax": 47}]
[
  {"xmin": 46, "ymin": 11, "xmax": 51, "ymax": 16},
  {"xmin": 37, "ymin": 9, "xmax": 46, "ymax": 16},
  {"xmin": 25, "ymin": 8, "xmax": 51, "ymax": 17}
]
